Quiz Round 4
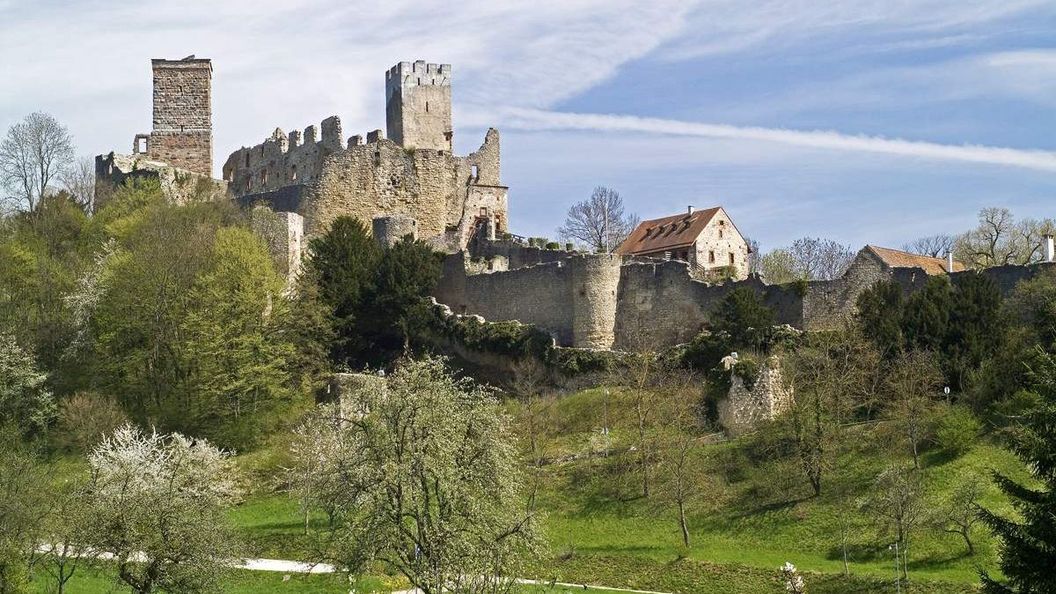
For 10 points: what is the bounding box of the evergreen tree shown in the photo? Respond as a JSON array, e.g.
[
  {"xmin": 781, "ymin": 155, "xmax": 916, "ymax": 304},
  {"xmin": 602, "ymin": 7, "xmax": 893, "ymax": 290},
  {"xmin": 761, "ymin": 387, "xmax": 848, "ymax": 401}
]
[
  {"xmin": 711, "ymin": 286, "xmax": 774, "ymax": 350},
  {"xmin": 302, "ymin": 217, "xmax": 381, "ymax": 366},
  {"xmin": 856, "ymin": 280, "xmax": 904, "ymax": 357},
  {"xmin": 902, "ymin": 276, "xmax": 951, "ymax": 353},
  {"xmin": 980, "ymin": 349, "xmax": 1056, "ymax": 593},
  {"xmin": 947, "ymin": 272, "xmax": 1004, "ymax": 390},
  {"xmin": 364, "ymin": 236, "xmax": 442, "ymax": 361}
]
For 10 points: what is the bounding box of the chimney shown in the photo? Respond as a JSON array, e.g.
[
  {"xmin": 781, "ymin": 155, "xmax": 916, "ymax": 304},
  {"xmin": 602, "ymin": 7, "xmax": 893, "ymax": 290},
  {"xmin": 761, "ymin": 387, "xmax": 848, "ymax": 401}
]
[
  {"xmin": 688, "ymin": 205, "xmax": 694, "ymax": 215},
  {"xmin": 1045, "ymin": 234, "xmax": 1054, "ymax": 263},
  {"xmin": 946, "ymin": 251, "xmax": 955, "ymax": 273}
]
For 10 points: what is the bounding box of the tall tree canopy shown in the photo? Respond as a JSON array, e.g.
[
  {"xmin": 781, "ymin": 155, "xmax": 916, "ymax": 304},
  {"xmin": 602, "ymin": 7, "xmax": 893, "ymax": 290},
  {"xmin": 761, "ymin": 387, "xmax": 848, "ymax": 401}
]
[{"xmin": 557, "ymin": 186, "xmax": 639, "ymax": 253}]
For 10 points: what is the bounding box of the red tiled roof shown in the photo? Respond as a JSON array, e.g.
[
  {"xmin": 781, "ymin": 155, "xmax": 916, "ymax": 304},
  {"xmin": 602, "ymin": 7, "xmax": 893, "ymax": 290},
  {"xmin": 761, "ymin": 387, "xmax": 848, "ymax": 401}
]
[
  {"xmin": 866, "ymin": 245, "xmax": 966, "ymax": 275},
  {"xmin": 615, "ymin": 207, "xmax": 721, "ymax": 256}
]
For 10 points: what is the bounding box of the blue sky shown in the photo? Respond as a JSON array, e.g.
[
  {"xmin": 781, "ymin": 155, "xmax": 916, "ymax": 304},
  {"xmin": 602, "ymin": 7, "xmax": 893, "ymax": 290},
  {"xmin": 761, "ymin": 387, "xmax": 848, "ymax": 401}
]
[{"xmin": 1, "ymin": 0, "xmax": 1053, "ymax": 251}]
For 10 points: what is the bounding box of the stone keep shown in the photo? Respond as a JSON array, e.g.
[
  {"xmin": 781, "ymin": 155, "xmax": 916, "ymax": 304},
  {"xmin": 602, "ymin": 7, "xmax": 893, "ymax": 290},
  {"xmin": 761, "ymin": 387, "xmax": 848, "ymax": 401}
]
[
  {"xmin": 135, "ymin": 57, "xmax": 213, "ymax": 177},
  {"xmin": 385, "ymin": 61, "xmax": 453, "ymax": 151}
]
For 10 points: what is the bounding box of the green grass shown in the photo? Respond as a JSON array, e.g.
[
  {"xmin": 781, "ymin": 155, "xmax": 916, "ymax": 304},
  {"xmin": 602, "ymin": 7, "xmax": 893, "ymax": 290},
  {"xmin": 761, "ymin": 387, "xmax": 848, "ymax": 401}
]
[
  {"xmin": 506, "ymin": 386, "xmax": 1028, "ymax": 593},
  {"xmin": 28, "ymin": 566, "xmax": 380, "ymax": 593}
]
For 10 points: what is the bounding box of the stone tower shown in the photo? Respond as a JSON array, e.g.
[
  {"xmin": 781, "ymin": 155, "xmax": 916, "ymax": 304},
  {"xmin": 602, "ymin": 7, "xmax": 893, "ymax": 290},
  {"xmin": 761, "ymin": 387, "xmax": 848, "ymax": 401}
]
[
  {"xmin": 138, "ymin": 56, "xmax": 213, "ymax": 176},
  {"xmin": 385, "ymin": 60, "xmax": 452, "ymax": 152}
]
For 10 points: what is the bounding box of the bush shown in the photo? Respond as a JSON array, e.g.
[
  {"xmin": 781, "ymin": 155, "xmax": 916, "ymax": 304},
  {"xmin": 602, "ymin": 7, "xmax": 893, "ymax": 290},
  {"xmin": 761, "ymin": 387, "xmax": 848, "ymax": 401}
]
[
  {"xmin": 934, "ymin": 406, "xmax": 981, "ymax": 456},
  {"xmin": 545, "ymin": 242, "xmax": 561, "ymax": 250},
  {"xmin": 56, "ymin": 392, "xmax": 128, "ymax": 452}
]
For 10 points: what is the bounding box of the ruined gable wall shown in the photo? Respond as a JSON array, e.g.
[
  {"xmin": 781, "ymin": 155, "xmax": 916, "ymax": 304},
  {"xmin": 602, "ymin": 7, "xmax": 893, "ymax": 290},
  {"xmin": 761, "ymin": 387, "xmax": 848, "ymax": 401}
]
[{"xmin": 800, "ymin": 250, "xmax": 888, "ymax": 332}]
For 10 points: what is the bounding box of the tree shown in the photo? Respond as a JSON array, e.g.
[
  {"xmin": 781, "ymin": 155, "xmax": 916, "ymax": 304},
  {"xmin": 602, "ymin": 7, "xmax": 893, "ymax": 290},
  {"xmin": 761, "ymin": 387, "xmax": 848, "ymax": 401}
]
[
  {"xmin": 179, "ymin": 226, "xmax": 297, "ymax": 449},
  {"xmin": 0, "ymin": 333, "xmax": 55, "ymax": 439},
  {"xmin": 903, "ymin": 234, "xmax": 954, "ymax": 258},
  {"xmin": 745, "ymin": 238, "xmax": 762, "ymax": 275},
  {"xmin": 954, "ymin": 207, "xmax": 1056, "ymax": 269},
  {"xmin": 0, "ymin": 437, "xmax": 49, "ymax": 594},
  {"xmin": 36, "ymin": 478, "xmax": 97, "ymax": 594},
  {"xmin": 365, "ymin": 236, "xmax": 442, "ymax": 360},
  {"xmin": 940, "ymin": 480, "xmax": 984, "ymax": 555},
  {"xmin": 84, "ymin": 425, "xmax": 241, "ymax": 594},
  {"xmin": 0, "ymin": 112, "xmax": 74, "ymax": 214},
  {"xmin": 860, "ymin": 464, "xmax": 926, "ymax": 582},
  {"xmin": 285, "ymin": 404, "xmax": 345, "ymax": 534},
  {"xmin": 302, "ymin": 217, "xmax": 381, "ymax": 365},
  {"xmin": 856, "ymin": 280, "xmax": 904, "ymax": 358},
  {"xmin": 885, "ymin": 350, "xmax": 942, "ymax": 469},
  {"xmin": 60, "ymin": 156, "xmax": 96, "ymax": 215},
  {"xmin": 711, "ymin": 286, "xmax": 775, "ymax": 350},
  {"xmin": 655, "ymin": 371, "xmax": 712, "ymax": 548},
  {"xmin": 319, "ymin": 358, "xmax": 543, "ymax": 594},
  {"xmin": 557, "ymin": 186, "xmax": 639, "ymax": 253},
  {"xmin": 760, "ymin": 249, "xmax": 798, "ymax": 284},
  {"xmin": 979, "ymin": 350, "xmax": 1056, "ymax": 593}
]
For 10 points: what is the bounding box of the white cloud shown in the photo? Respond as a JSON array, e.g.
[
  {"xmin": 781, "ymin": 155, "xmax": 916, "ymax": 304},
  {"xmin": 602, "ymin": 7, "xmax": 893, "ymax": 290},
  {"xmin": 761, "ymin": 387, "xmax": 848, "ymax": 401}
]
[{"xmin": 490, "ymin": 108, "xmax": 1056, "ymax": 172}]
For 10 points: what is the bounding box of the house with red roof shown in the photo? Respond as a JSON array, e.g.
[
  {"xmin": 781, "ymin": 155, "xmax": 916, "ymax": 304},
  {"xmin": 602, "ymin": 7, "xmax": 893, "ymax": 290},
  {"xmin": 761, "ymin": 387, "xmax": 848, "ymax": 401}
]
[{"xmin": 615, "ymin": 206, "xmax": 750, "ymax": 280}]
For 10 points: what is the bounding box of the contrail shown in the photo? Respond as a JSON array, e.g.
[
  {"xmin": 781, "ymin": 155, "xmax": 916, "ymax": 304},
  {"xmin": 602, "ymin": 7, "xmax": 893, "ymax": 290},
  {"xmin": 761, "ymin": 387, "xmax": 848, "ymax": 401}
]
[{"xmin": 494, "ymin": 108, "xmax": 1056, "ymax": 172}]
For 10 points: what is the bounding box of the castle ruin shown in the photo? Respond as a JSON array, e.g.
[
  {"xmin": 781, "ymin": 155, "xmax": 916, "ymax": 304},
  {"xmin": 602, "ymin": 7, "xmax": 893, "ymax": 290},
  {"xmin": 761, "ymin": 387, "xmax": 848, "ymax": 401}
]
[{"xmin": 93, "ymin": 57, "xmax": 1056, "ymax": 357}]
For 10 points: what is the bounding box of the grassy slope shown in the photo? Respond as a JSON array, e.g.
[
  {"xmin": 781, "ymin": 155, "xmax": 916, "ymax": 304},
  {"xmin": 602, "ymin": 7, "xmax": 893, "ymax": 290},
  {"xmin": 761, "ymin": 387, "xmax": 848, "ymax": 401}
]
[
  {"xmin": 41, "ymin": 386, "xmax": 1024, "ymax": 593},
  {"xmin": 507, "ymin": 387, "xmax": 1028, "ymax": 593}
]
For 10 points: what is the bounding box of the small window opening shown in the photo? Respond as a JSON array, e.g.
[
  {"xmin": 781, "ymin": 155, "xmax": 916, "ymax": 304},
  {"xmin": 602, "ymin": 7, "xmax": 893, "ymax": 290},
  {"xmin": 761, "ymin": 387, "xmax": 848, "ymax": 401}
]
[
  {"xmin": 729, "ymin": 253, "xmax": 735, "ymax": 265},
  {"xmin": 261, "ymin": 170, "xmax": 268, "ymax": 186},
  {"xmin": 245, "ymin": 153, "xmax": 250, "ymax": 167},
  {"xmin": 290, "ymin": 165, "xmax": 297, "ymax": 181},
  {"xmin": 479, "ymin": 207, "xmax": 488, "ymax": 217},
  {"xmin": 718, "ymin": 229, "xmax": 723, "ymax": 239},
  {"xmin": 426, "ymin": 101, "xmax": 429, "ymax": 113},
  {"xmin": 709, "ymin": 251, "xmax": 716, "ymax": 263},
  {"xmin": 471, "ymin": 164, "xmax": 479, "ymax": 179}
]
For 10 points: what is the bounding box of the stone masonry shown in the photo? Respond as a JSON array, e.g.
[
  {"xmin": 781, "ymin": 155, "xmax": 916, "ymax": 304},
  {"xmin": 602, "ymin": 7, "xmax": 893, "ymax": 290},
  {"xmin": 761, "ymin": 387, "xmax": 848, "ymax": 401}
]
[
  {"xmin": 223, "ymin": 61, "xmax": 507, "ymax": 252},
  {"xmin": 386, "ymin": 61, "xmax": 453, "ymax": 151},
  {"xmin": 133, "ymin": 57, "xmax": 213, "ymax": 177}
]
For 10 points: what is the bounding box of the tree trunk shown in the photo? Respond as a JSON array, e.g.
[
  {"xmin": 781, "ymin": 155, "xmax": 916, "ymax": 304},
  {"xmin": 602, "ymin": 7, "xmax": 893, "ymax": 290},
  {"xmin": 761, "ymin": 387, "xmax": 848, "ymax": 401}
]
[
  {"xmin": 963, "ymin": 531, "xmax": 974, "ymax": 555},
  {"xmin": 637, "ymin": 399, "xmax": 649, "ymax": 498},
  {"xmin": 678, "ymin": 500, "xmax": 690, "ymax": 548}
]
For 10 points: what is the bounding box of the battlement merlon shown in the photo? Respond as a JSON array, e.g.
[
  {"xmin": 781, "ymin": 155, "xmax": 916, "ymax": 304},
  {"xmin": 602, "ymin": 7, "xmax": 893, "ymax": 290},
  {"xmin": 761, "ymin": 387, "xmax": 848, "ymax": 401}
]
[{"xmin": 385, "ymin": 60, "xmax": 452, "ymax": 95}]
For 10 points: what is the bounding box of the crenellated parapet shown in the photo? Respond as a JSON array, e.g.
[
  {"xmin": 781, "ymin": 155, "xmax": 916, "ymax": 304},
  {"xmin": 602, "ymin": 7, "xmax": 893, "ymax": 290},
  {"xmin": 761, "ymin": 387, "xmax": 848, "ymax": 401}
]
[{"xmin": 222, "ymin": 115, "xmax": 362, "ymax": 196}]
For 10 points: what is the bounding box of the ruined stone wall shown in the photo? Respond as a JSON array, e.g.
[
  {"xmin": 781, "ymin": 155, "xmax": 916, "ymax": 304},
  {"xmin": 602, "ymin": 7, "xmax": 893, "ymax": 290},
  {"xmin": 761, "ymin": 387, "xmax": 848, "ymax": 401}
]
[
  {"xmin": 799, "ymin": 251, "xmax": 888, "ymax": 332},
  {"xmin": 143, "ymin": 58, "xmax": 212, "ymax": 177},
  {"xmin": 95, "ymin": 152, "xmax": 228, "ymax": 207},
  {"xmin": 221, "ymin": 117, "xmax": 343, "ymax": 195},
  {"xmin": 449, "ymin": 259, "xmax": 574, "ymax": 345},
  {"xmin": 385, "ymin": 61, "xmax": 452, "ymax": 151},
  {"xmin": 249, "ymin": 206, "xmax": 303, "ymax": 289},
  {"xmin": 718, "ymin": 357, "xmax": 793, "ymax": 436}
]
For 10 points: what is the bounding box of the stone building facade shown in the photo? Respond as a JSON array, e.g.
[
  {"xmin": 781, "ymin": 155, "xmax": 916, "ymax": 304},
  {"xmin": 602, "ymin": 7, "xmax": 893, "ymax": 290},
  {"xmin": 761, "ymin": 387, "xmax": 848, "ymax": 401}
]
[
  {"xmin": 616, "ymin": 207, "xmax": 750, "ymax": 281},
  {"xmin": 132, "ymin": 57, "xmax": 213, "ymax": 177}
]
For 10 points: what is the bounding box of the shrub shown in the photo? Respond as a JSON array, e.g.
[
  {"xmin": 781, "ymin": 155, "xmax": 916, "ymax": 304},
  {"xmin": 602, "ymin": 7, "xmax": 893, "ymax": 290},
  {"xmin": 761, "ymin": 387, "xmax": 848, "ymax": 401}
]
[
  {"xmin": 56, "ymin": 392, "xmax": 128, "ymax": 452},
  {"xmin": 545, "ymin": 241, "xmax": 560, "ymax": 250},
  {"xmin": 935, "ymin": 405, "xmax": 981, "ymax": 456}
]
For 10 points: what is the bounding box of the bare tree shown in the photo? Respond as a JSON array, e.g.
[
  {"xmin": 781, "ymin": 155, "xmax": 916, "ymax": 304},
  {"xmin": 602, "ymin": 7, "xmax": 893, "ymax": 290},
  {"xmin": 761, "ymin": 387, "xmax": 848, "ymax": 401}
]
[
  {"xmin": 655, "ymin": 371, "xmax": 712, "ymax": 548},
  {"xmin": 885, "ymin": 350, "xmax": 942, "ymax": 469},
  {"xmin": 745, "ymin": 238, "xmax": 762, "ymax": 275},
  {"xmin": 60, "ymin": 156, "xmax": 96, "ymax": 215},
  {"xmin": 939, "ymin": 480, "xmax": 984, "ymax": 555},
  {"xmin": 0, "ymin": 112, "xmax": 75, "ymax": 214},
  {"xmin": 761, "ymin": 237, "xmax": 854, "ymax": 283},
  {"xmin": 902, "ymin": 234, "xmax": 954, "ymax": 258},
  {"xmin": 860, "ymin": 465, "xmax": 926, "ymax": 581},
  {"xmin": 954, "ymin": 207, "xmax": 1056, "ymax": 268},
  {"xmin": 558, "ymin": 186, "xmax": 639, "ymax": 253}
]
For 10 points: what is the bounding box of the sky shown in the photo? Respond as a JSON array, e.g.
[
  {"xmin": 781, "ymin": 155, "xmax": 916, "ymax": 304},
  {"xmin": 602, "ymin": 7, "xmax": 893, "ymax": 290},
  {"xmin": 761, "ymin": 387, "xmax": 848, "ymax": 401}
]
[{"xmin": 1, "ymin": 0, "xmax": 1054, "ymax": 251}]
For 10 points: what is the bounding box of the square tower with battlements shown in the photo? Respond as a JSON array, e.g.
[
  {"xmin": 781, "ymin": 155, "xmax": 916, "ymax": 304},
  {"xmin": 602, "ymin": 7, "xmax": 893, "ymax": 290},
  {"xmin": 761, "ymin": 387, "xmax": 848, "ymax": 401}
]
[
  {"xmin": 385, "ymin": 61, "xmax": 452, "ymax": 152},
  {"xmin": 135, "ymin": 56, "xmax": 213, "ymax": 176}
]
